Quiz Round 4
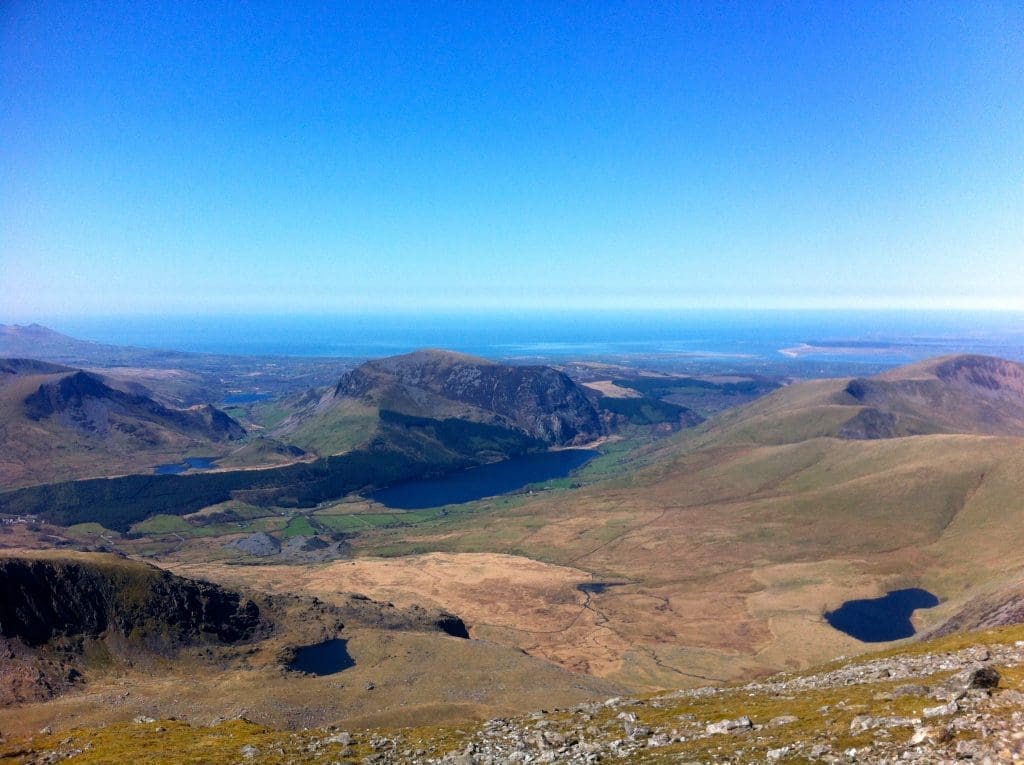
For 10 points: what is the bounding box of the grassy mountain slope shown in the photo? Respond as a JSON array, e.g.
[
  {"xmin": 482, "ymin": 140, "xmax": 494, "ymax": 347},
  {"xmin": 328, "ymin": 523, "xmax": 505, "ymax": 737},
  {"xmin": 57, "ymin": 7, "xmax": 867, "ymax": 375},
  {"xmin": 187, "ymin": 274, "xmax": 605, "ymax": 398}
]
[
  {"xmin": 4, "ymin": 623, "xmax": 1022, "ymax": 763},
  {"xmin": 697, "ymin": 354, "xmax": 1024, "ymax": 446},
  {"xmin": 323, "ymin": 355, "xmax": 1024, "ymax": 688},
  {"xmin": 5, "ymin": 355, "xmax": 1024, "ymax": 761},
  {"xmin": 0, "ymin": 364, "xmax": 245, "ymax": 488}
]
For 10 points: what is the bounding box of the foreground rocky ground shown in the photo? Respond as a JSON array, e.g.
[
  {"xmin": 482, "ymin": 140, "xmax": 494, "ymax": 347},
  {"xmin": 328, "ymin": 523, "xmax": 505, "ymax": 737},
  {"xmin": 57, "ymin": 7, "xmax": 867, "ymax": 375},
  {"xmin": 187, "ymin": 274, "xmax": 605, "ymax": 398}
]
[{"xmin": 4, "ymin": 625, "xmax": 1024, "ymax": 764}]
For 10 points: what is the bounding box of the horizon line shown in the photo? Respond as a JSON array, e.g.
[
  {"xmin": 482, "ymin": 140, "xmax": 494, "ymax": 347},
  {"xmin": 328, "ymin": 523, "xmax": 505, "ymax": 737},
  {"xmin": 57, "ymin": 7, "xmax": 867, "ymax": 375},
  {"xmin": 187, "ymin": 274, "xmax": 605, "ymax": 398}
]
[{"xmin": 5, "ymin": 305, "xmax": 1024, "ymax": 323}]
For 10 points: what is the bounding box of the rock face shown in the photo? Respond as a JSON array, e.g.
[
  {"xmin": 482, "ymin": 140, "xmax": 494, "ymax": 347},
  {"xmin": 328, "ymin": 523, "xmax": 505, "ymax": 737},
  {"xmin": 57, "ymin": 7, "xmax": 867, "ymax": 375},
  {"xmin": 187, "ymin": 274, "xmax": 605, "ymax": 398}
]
[
  {"xmin": 836, "ymin": 406, "xmax": 901, "ymax": 439},
  {"xmin": 0, "ymin": 554, "xmax": 262, "ymax": 649},
  {"xmin": 334, "ymin": 350, "xmax": 603, "ymax": 446},
  {"xmin": 928, "ymin": 582, "xmax": 1024, "ymax": 637},
  {"xmin": 934, "ymin": 354, "xmax": 1024, "ymax": 392},
  {"xmin": 227, "ymin": 532, "xmax": 282, "ymax": 558},
  {"xmin": 23, "ymin": 370, "xmax": 245, "ymax": 442},
  {"xmin": 0, "ymin": 552, "xmax": 266, "ymax": 705},
  {"xmin": 329, "ymin": 593, "xmax": 470, "ymax": 639}
]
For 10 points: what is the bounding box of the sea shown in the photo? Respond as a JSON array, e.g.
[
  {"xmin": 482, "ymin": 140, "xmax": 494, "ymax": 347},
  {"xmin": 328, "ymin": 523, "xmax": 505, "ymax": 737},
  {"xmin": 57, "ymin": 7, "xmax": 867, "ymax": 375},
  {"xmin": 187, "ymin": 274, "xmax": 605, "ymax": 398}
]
[{"xmin": 40, "ymin": 310, "xmax": 1024, "ymax": 374}]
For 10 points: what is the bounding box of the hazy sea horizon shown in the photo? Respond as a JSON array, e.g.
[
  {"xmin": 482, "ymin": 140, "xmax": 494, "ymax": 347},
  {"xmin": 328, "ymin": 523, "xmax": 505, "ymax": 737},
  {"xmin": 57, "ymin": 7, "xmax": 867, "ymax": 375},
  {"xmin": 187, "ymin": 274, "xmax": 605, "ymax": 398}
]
[{"xmin": 20, "ymin": 310, "xmax": 1024, "ymax": 372}]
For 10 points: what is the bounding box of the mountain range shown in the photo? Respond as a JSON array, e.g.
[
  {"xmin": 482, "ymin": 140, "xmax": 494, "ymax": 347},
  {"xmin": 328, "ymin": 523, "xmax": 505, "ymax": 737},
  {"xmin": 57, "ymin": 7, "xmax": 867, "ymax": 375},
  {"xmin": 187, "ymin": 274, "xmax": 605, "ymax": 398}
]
[
  {"xmin": 0, "ymin": 362, "xmax": 245, "ymax": 487},
  {"xmin": 3, "ymin": 344, "xmax": 1024, "ymax": 761}
]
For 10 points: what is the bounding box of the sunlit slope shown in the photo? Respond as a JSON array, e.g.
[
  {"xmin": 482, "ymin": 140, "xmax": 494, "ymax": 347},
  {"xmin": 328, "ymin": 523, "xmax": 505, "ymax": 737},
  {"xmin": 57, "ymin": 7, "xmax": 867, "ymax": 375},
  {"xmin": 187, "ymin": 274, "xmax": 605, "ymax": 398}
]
[
  {"xmin": 692, "ymin": 354, "xmax": 1024, "ymax": 447},
  {"xmin": 6, "ymin": 624, "xmax": 1022, "ymax": 764},
  {"xmin": 272, "ymin": 394, "xmax": 381, "ymax": 455},
  {"xmin": 350, "ymin": 356, "xmax": 1024, "ymax": 687}
]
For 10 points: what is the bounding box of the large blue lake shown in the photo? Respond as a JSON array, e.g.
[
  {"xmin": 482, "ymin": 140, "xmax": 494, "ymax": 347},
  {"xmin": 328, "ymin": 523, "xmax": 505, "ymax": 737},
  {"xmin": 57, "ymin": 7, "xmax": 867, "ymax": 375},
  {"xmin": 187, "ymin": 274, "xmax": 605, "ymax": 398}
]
[
  {"xmin": 825, "ymin": 588, "xmax": 940, "ymax": 642},
  {"xmin": 369, "ymin": 449, "xmax": 598, "ymax": 509}
]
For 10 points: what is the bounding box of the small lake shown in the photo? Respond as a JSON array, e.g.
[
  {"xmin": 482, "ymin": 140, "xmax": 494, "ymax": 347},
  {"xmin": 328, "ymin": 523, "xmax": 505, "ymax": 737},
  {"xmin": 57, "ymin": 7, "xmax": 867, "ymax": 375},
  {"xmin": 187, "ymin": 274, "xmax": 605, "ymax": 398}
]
[
  {"xmin": 825, "ymin": 588, "xmax": 940, "ymax": 642},
  {"xmin": 577, "ymin": 582, "xmax": 628, "ymax": 595},
  {"xmin": 288, "ymin": 638, "xmax": 356, "ymax": 676},
  {"xmin": 369, "ymin": 449, "xmax": 598, "ymax": 509},
  {"xmin": 154, "ymin": 457, "xmax": 218, "ymax": 475}
]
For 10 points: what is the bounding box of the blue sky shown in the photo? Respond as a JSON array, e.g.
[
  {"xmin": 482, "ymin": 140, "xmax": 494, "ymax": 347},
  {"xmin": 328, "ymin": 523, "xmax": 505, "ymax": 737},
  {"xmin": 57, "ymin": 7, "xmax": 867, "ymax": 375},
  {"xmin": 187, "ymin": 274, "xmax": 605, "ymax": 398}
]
[{"xmin": 2, "ymin": 2, "xmax": 1022, "ymax": 316}]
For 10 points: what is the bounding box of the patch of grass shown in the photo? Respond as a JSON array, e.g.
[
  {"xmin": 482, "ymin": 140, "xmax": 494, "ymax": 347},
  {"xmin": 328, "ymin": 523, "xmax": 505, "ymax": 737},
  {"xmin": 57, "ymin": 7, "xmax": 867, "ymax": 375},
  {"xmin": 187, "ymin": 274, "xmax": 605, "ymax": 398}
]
[
  {"xmin": 184, "ymin": 500, "xmax": 270, "ymax": 522},
  {"xmin": 9, "ymin": 718, "xmax": 374, "ymax": 765},
  {"xmin": 312, "ymin": 513, "xmax": 369, "ymax": 531},
  {"xmin": 220, "ymin": 406, "xmax": 248, "ymax": 421},
  {"xmin": 281, "ymin": 400, "xmax": 378, "ymax": 455},
  {"xmin": 317, "ymin": 510, "xmax": 447, "ymax": 532},
  {"xmin": 65, "ymin": 522, "xmax": 112, "ymax": 536},
  {"xmin": 600, "ymin": 395, "xmax": 690, "ymax": 425},
  {"xmin": 282, "ymin": 514, "xmax": 317, "ymax": 537},
  {"xmin": 248, "ymin": 401, "xmax": 293, "ymax": 430},
  {"xmin": 130, "ymin": 514, "xmax": 193, "ymax": 535}
]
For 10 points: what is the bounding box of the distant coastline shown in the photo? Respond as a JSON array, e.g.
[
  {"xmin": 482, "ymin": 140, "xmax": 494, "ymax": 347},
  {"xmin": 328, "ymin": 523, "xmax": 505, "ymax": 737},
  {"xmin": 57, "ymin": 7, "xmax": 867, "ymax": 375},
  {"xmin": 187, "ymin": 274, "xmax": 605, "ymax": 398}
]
[{"xmin": 8, "ymin": 310, "xmax": 1022, "ymax": 369}]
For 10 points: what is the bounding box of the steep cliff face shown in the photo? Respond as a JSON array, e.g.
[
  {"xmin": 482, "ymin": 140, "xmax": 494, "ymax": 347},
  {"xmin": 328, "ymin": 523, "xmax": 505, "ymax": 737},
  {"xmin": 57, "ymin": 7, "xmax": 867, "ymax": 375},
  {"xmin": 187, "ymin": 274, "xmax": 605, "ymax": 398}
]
[
  {"xmin": 0, "ymin": 553, "xmax": 266, "ymax": 704},
  {"xmin": 0, "ymin": 554, "xmax": 263, "ymax": 650},
  {"xmin": 333, "ymin": 350, "xmax": 603, "ymax": 446},
  {"xmin": 0, "ymin": 552, "xmax": 475, "ymax": 708}
]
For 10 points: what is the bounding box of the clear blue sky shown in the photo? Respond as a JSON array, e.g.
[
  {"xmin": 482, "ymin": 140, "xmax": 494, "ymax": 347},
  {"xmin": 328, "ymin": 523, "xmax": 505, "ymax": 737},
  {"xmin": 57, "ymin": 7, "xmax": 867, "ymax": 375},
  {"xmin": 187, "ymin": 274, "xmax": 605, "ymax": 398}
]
[{"xmin": 2, "ymin": 2, "xmax": 1022, "ymax": 316}]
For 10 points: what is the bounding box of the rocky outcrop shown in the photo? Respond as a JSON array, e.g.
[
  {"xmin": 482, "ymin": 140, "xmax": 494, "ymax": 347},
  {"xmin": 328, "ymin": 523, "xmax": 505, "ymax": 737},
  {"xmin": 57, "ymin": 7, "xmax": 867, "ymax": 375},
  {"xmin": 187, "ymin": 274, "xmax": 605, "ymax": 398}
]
[
  {"xmin": 0, "ymin": 553, "xmax": 267, "ymax": 705},
  {"xmin": 0, "ymin": 554, "xmax": 262, "ymax": 650},
  {"xmin": 928, "ymin": 583, "xmax": 1024, "ymax": 637},
  {"xmin": 226, "ymin": 532, "xmax": 352, "ymax": 563},
  {"xmin": 330, "ymin": 593, "xmax": 469, "ymax": 639},
  {"xmin": 227, "ymin": 532, "xmax": 282, "ymax": 557},
  {"xmin": 934, "ymin": 354, "xmax": 1024, "ymax": 392},
  {"xmin": 334, "ymin": 350, "xmax": 602, "ymax": 446},
  {"xmin": 836, "ymin": 406, "xmax": 901, "ymax": 439},
  {"xmin": 23, "ymin": 370, "xmax": 245, "ymax": 441},
  {"xmin": 346, "ymin": 638, "xmax": 1019, "ymax": 763},
  {"xmin": 20, "ymin": 634, "xmax": 1021, "ymax": 763}
]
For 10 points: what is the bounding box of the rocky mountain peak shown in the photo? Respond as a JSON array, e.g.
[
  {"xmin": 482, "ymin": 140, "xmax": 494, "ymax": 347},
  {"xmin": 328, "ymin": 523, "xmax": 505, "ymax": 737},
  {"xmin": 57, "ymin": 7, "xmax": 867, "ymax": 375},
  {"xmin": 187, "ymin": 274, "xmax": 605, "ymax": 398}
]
[{"xmin": 334, "ymin": 349, "xmax": 602, "ymax": 445}]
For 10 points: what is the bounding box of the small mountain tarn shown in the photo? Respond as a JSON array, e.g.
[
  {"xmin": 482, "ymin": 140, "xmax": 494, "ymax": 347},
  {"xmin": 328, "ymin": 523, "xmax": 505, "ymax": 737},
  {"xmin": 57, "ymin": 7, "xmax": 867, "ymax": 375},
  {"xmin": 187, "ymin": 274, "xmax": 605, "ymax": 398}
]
[
  {"xmin": 287, "ymin": 638, "xmax": 356, "ymax": 676},
  {"xmin": 154, "ymin": 457, "xmax": 218, "ymax": 475},
  {"xmin": 576, "ymin": 582, "xmax": 629, "ymax": 595},
  {"xmin": 825, "ymin": 588, "xmax": 940, "ymax": 642}
]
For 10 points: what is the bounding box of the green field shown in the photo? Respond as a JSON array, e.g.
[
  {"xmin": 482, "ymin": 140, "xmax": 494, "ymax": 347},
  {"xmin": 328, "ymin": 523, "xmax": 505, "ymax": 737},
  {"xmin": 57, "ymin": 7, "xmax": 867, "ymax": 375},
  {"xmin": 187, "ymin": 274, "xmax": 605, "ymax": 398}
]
[{"xmin": 282, "ymin": 514, "xmax": 318, "ymax": 537}]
